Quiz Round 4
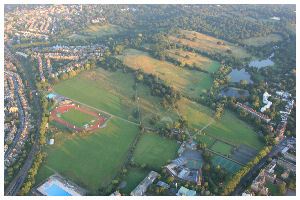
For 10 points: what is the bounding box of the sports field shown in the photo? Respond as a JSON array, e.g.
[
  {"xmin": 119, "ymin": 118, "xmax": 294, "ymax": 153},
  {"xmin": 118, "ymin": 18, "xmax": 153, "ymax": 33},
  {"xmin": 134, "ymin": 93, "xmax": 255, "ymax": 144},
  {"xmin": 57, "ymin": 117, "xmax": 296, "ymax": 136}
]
[
  {"xmin": 68, "ymin": 24, "xmax": 123, "ymax": 40},
  {"xmin": 117, "ymin": 48, "xmax": 213, "ymax": 97},
  {"xmin": 53, "ymin": 68, "xmax": 178, "ymax": 127},
  {"xmin": 242, "ymin": 33, "xmax": 282, "ymax": 47},
  {"xmin": 196, "ymin": 134, "xmax": 216, "ymax": 147},
  {"xmin": 35, "ymin": 118, "xmax": 139, "ymax": 194},
  {"xmin": 211, "ymin": 155, "xmax": 242, "ymax": 174},
  {"xmin": 132, "ymin": 133, "xmax": 179, "ymax": 170},
  {"xmin": 210, "ymin": 141, "xmax": 233, "ymax": 155},
  {"xmin": 177, "ymin": 98, "xmax": 264, "ymax": 150},
  {"xmin": 166, "ymin": 49, "xmax": 221, "ymax": 73},
  {"xmin": 60, "ymin": 109, "xmax": 96, "ymax": 127},
  {"xmin": 168, "ymin": 29, "xmax": 251, "ymax": 59},
  {"xmin": 120, "ymin": 168, "xmax": 149, "ymax": 195}
]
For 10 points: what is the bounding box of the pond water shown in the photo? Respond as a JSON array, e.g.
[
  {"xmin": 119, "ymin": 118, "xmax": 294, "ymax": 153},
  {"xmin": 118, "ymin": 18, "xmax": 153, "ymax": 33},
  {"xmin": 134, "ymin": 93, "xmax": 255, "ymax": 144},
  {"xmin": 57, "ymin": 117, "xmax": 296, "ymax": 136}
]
[
  {"xmin": 249, "ymin": 53, "xmax": 274, "ymax": 69},
  {"xmin": 220, "ymin": 87, "xmax": 250, "ymax": 98},
  {"xmin": 228, "ymin": 68, "xmax": 253, "ymax": 84}
]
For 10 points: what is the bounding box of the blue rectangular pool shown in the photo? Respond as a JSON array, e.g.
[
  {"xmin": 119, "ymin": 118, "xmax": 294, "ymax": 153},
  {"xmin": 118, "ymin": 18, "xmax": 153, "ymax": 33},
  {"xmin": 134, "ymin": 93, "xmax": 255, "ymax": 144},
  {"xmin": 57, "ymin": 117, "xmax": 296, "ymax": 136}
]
[{"xmin": 44, "ymin": 183, "xmax": 72, "ymax": 196}]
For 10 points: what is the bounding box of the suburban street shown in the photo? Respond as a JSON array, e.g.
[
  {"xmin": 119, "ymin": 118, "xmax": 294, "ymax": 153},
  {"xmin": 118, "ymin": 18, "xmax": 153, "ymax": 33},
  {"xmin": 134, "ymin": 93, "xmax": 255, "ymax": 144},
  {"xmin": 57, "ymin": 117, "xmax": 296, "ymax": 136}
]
[
  {"xmin": 4, "ymin": 72, "xmax": 26, "ymax": 159},
  {"xmin": 232, "ymin": 137, "xmax": 291, "ymax": 195},
  {"xmin": 5, "ymin": 58, "xmax": 42, "ymax": 196}
]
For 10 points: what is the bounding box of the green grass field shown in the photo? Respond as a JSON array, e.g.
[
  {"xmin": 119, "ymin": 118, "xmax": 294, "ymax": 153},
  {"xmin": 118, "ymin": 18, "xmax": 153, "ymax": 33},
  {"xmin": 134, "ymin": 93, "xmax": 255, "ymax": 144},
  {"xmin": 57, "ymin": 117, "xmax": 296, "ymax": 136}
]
[
  {"xmin": 242, "ymin": 34, "xmax": 282, "ymax": 47},
  {"xmin": 196, "ymin": 134, "xmax": 216, "ymax": 147},
  {"xmin": 120, "ymin": 168, "xmax": 149, "ymax": 195},
  {"xmin": 49, "ymin": 120, "xmax": 72, "ymax": 132},
  {"xmin": 169, "ymin": 29, "xmax": 251, "ymax": 59},
  {"xmin": 35, "ymin": 118, "xmax": 139, "ymax": 194},
  {"xmin": 54, "ymin": 68, "xmax": 178, "ymax": 127},
  {"xmin": 205, "ymin": 111, "xmax": 264, "ymax": 150},
  {"xmin": 116, "ymin": 48, "xmax": 213, "ymax": 97},
  {"xmin": 166, "ymin": 49, "xmax": 221, "ymax": 73},
  {"xmin": 210, "ymin": 141, "xmax": 233, "ymax": 155},
  {"xmin": 60, "ymin": 109, "xmax": 96, "ymax": 127},
  {"xmin": 211, "ymin": 155, "xmax": 242, "ymax": 174},
  {"xmin": 68, "ymin": 24, "xmax": 123, "ymax": 40},
  {"xmin": 177, "ymin": 98, "xmax": 264, "ymax": 150},
  {"xmin": 132, "ymin": 133, "xmax": 179, "ymax": 170},
  {"xmin": 266, "ymin": 182, "xmax": 280, "ymax": 195}
]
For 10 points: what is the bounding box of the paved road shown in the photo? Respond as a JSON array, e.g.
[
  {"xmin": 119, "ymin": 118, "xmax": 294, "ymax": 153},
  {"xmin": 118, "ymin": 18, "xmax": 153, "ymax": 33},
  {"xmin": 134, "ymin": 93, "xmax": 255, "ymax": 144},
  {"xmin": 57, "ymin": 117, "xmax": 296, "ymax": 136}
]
[
  {"xmin": 231, "ymin": 137, "xmax": 289, "ymax": 195},
  {"xmin": 5, "ymin": 57, "xmax": 42, "ymax": 196}
]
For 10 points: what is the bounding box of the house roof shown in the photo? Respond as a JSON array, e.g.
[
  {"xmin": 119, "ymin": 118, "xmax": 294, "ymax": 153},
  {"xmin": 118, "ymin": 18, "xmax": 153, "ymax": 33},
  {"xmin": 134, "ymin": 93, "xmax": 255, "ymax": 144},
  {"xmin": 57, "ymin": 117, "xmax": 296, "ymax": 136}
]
[{"xmin": 177, "ymin": 186, "xmax": 196, "ymax": 196}]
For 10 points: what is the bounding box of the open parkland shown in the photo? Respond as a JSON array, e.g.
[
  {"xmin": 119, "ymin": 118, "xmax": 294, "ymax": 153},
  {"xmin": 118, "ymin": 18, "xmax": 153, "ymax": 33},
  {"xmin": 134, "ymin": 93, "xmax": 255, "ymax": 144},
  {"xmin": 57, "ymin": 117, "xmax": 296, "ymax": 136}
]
[{"xmin": 25, "ymin": 22, "xmax": 275, "ymax": 196}]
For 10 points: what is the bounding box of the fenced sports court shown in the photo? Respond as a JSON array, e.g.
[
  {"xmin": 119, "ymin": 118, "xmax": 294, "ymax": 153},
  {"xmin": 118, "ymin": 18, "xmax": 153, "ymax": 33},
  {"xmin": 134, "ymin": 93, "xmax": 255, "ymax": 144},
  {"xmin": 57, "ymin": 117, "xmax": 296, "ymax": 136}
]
[{"xmin": 211, "ymin": 155, "xmax": 242, "ymax": 174}]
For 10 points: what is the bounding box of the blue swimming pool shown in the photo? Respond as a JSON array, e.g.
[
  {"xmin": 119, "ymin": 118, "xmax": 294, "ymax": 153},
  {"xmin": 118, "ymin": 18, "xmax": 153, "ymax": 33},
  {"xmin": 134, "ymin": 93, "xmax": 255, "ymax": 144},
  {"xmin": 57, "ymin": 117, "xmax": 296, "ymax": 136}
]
[{"xmin": 44, "ymin": 183, "xmax": 72, "ymax": 196}]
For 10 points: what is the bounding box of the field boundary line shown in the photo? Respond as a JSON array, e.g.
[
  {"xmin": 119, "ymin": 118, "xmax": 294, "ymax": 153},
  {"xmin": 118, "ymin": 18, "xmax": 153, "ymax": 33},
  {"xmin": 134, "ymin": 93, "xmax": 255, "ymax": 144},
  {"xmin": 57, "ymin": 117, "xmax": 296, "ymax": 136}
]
[
  {"xmin": 207, "ymin": 149, "xmax": 245, "ymax": 166},
  {"xmin": 64, "ymin": 97, "xmax": 141, "ymax": 126}
]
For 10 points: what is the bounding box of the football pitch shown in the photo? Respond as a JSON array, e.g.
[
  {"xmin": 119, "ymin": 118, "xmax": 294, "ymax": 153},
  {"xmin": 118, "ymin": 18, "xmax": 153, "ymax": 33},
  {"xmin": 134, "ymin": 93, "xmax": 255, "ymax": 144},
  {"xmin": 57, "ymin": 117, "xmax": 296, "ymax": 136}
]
[
  {"xmin": 132, "ymin": 133, "xmax": 180, "ymax": 170},
  {"xmin": 36, "ymin": 118, "xmax": 139, "ymax": 194},
  {"xmin": 60, "ymin": 108, "xmax": 96, "ymax": 127}
]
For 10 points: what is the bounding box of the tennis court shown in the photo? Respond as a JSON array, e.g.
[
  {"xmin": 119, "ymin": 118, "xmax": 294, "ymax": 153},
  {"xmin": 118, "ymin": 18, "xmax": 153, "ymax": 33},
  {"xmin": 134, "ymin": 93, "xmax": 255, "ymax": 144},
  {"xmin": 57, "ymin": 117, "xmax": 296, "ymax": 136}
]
[
  {"xmin": 231, "ymin": 144, "xmax": 258, "ymax": 165},
  {"xmin": 211, "ymin": 155, "xmax": 242, "ymax": 174}
]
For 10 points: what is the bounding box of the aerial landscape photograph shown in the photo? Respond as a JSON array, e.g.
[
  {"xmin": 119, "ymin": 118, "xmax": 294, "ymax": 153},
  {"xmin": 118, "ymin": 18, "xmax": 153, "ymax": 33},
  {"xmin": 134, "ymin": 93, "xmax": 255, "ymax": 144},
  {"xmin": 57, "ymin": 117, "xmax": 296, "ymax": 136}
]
[{"xmin": 2, "ymin": 2, "xmax": 297, "ymax": 197}]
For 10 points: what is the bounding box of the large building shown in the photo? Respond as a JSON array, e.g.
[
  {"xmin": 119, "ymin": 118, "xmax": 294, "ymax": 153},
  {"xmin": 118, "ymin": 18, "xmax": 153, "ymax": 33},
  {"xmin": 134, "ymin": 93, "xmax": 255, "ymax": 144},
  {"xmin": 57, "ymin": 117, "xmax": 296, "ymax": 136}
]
[
  {"xmin": 176, "ymin": 186, "xmax": 196, "ymax": 196},
  {"xmin": 130, "ymin": 171, "xmax": 159, "ymax": 196}
]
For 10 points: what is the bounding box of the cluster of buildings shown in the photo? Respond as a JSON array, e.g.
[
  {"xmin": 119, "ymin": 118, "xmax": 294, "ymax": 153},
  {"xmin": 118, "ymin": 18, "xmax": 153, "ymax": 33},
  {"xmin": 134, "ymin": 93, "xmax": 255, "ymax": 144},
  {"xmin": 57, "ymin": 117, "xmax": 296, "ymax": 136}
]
[
  {"xmin": 28, "ymin": 44, "xmax": 106, "ymax": 80},
  {"xmin": 37, "ymin": 55, "xmax": 45, "ymax": 82},
  {"xmin": 117, "ymin": 140, "xmax": 201, "ymax": 196},
  {"xmin": 274, "ymin": 91, "xmax": 294, "ymax": 141},
  {"xmin": 4, "ymin": 71, "xmax": 32, "ymax": 168},
  {"xmin": 243, "ymin": 138, "xmax": 295, "ymax": 196},
  {"xmin": 4, "ymin": 74, "xmax": 18, "ymax": 145},
  {"xmin": 128, "ymin": 168, "xmax": 198, "ymax": 196},
  {"xmin": 236, "ymin": 102, "xmax": 271, "ymax": 123},
  {"xmin": 5, "ymin": 5, "xmax": 78, "ymax": 42},
  {"xmin": 4, "ymin": 5, "xmax": 110, "ymax": 44},
  {"xmin": 278, "ymin": 138, "xmax": 296, "ymax": 173},
  {"xmin": 237, "ymin": 89, "xmax": 294, "ymax": 142},
  {"xmin": 165, "ymin": 140, "xmax": 203, "ymax": 185}
]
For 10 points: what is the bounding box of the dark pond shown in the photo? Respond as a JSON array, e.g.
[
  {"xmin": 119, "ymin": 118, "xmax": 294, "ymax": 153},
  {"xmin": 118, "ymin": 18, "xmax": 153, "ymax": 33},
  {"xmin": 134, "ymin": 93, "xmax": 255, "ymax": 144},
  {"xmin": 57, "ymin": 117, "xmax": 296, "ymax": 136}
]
[
  {"xmin": 228, "ymin": 68, "xmax": 253, "ymax": 84},
  {"xmin": 220, "ymin": 87, "xmax": 250, "ymax": 98},
  {"xmin": 249, "ymin": 53, "xmax": 275, "ymax": 69}
]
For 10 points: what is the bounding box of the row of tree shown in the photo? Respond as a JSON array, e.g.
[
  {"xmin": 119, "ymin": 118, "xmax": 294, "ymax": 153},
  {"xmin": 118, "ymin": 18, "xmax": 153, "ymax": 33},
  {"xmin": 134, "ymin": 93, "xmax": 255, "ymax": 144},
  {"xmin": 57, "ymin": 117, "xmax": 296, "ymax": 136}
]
[
  {"xmin": 19, "ymin": 152, "xmax": 47, "ymax": 195},
  {"xmin": 222, "ymin": 145, "xmax": 271, "ymax": 195}
]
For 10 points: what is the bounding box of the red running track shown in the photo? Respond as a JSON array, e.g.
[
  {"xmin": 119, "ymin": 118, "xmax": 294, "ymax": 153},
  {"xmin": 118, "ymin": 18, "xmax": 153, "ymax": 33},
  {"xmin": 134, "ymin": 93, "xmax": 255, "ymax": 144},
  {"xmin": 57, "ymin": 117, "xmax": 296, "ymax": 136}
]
[{"xmin": 50, "ymin": 104, "xmax": 107, "ymax": 132}]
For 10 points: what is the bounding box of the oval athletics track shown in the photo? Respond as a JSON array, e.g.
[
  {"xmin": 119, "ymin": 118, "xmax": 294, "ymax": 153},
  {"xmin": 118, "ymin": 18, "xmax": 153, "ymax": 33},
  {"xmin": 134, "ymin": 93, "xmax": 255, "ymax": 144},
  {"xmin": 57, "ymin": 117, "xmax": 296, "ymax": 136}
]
[{"xmin": 50, "ymin": 104, "xmax": 106, "ymax": 132}]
